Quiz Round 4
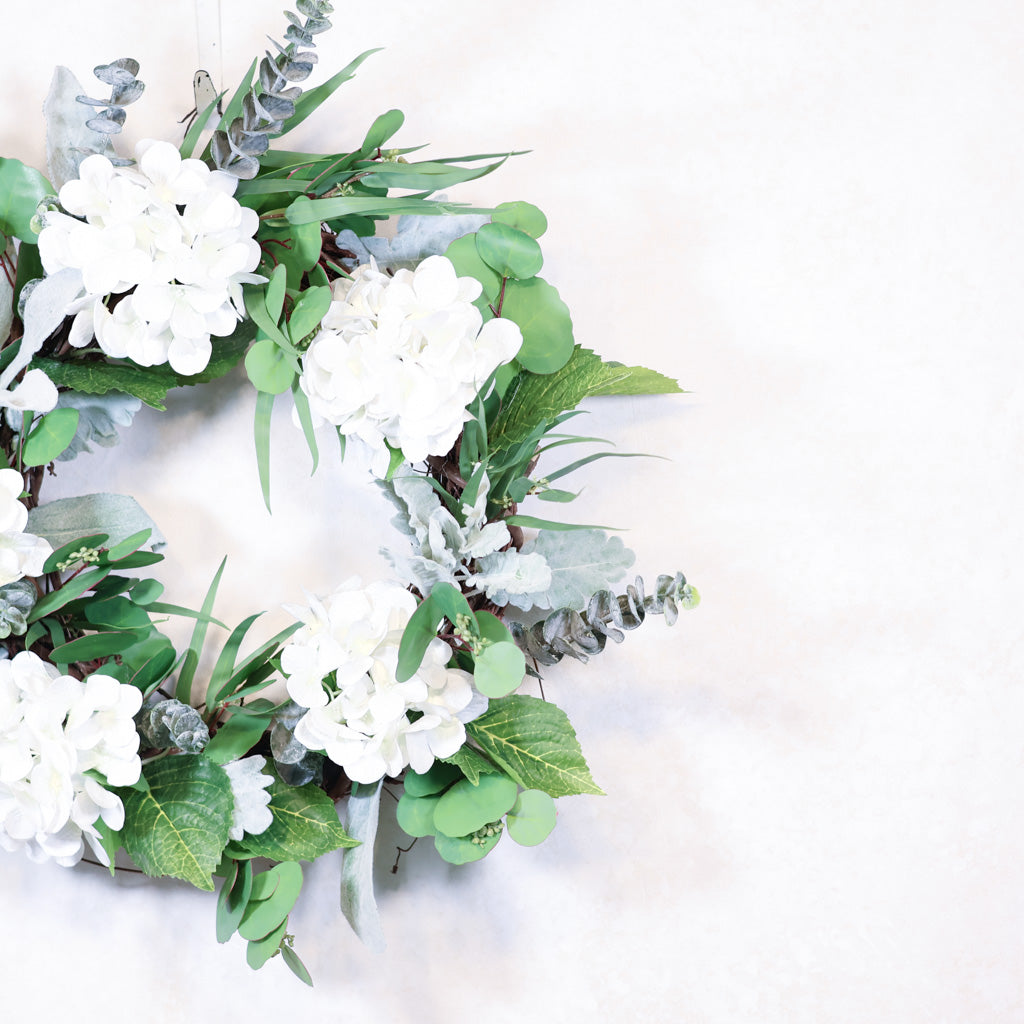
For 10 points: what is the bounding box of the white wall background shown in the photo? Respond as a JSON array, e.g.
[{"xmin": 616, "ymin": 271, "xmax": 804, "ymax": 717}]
[{"xmin": 1, "ymin": 1, "xmax": 1022, "ymax": 1020}]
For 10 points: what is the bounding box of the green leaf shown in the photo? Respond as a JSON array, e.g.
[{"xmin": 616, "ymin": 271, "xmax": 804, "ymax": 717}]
[
  {"xmin": 27, "ymin": 566, "xmax": 111, "ymax": 622},
  {"xmin": 499, "ymin": 277, "xmax": 574, "ymax": 374},
  {"xmin": 434, "ymin": 829, "xmax": 500, "ymax": 864},
  {"xmin": 175, "ymin": 558, "xmax": 225, "ymax": 703},
  {"xmin": 445, "ymin": 233, "xmax": 501, "ymax": 300},
  {"xmin": 432, "ymin": 775, "xmax": 518, "ymax": 838},
  {"xmin": 203, "ymin": 712, "xmax": 272, "ymax": 765},
  {"xmin": 475, "ymin": 222, "xmax": 543, "ymax": 280},
  {"xmin": 287, "ymin": 285, "xmax": 331, "ymax": 344},
  {"xmin": 361, "ymin": 109, "xmax": 405, "ymax": 152},
  {"xmin": 205, "ymin": 612, "xmax": 264, "ymax": 708},
  {"xmin": 254, "ymin": 390, "xmax": 275, "ymax": 512},
  {"xmin": 238, "ymin": 775, "xmax": 356, "ymax": 862},
  {"xmin": 439, "ymin": 745, "xmax": 499, "ymax": 786},
  {"xmin": 402, "ymin": 760, "xmax": 461, "ymax": 797},
  {"xmin": 396, "ymin": 792, "xmax": 440, "ymax": 837},
  {"xmin": 0, "ymin": 158, "xmax": 52, "ymax": 241},
  {"xmin": 263, "ymin": 263, "xmax": 288, "ymax": 323},
  {"xmin": 467, "ymin": 695, "xmax": 603, "ymax": 798},
  {"xmin": 119, "ymin": 754, "xmax": 233, "ymax": 891},
  {"xmin": 30, "ymin": 358, "xmax": 174, "ymax": 410},
  {"xmin": 504, "ymin": 514, "xmax": 619, "ymax": 532},
  {"xmin": 42, "ymin": 533, "xmax": 108, "ymax": 573},
  {"xmin": 246, "ymin": 919, "xmax": 288, "ymax": 970},
  {"xmin": 473, "ymin": 641, "xmax": 526, "ymax": 698},
  {"xmin": 21, "ymin": 408, "xmax": 79, "ymax": 466},
  {"xmin": 49, "ymin": 630, "xmax": 139, "ymax": 662},
  {"xmin": 280, "ymin": 944, "xmax": 314, "ymax": 986},
  {"xmin": 239, "ymin": 862, "xmax": 303, "ymax": 940},
  {"xmin": 180, "ymin": 89, "xmax": 223, "ymax": 159},
  {"xmin": 395, "ymin": 592, "xmax": 443, "ymax": 683},
  {"xmin": 216, "ymin": 858, "xmax": 253, "ymax": 942},
  {"xmin": 492, "ymin": 201, "xmax": 547, "ymax": 239},
  {"xmin": 488, "ymin": 344, "xmax": 682, "ymax": 450},
  {"xmin": 506, "ymin": 789, "xmax": 557, "ymax": 846},
  {"xmin": 245, "ymin": 338, "xmax": 296, "ymax": 395}
]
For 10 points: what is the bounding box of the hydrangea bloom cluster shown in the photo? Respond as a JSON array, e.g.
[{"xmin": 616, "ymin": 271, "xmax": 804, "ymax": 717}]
[
  {"xmin": 0, "ymin": 652, "xmax": 142, "ymax": 866},
  {"xmin": 0, "ymin": 468, "xmax": 51, "ymax": 587},
  {"xmin": 38, "ymin": 140, "xmax": 262, "ymax": 375},
  {"xmin": 298, "ymin": 255, "xmax": 522, "ymax": 471},
  {"xmin": 281, "ymin": 577, "xmax": 482, "ymax": 784}
]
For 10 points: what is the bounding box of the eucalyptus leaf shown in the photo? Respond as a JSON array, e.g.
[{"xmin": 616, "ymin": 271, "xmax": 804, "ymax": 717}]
[
  {"xmin": 506, "ymin": 789, "xmax": 557, "ymax": 846},
  {"xmin": 475, "ymin": 222, "xmax": 543, "ymax": 280},
  {"xmin": 21, "ymin": 408, "xmax": 79, "ymax": 467},
  {"xmin": 432, "ymin": 774, "xmax": 518, "ymax": 838},
  {"xmin": 0, "ymin": 159, "xmax": 53, "ymax": 242},
  {"xmin": 499, "ymin": 277, "xmax": 574, "ymax": 374}
]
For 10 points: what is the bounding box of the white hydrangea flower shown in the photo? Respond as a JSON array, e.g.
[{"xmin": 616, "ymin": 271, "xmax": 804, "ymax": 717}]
[
  {"xmin": 37, "ymin": 139, "xmax": 262, "ymax": 376},
  {"xmin": 282, "ymin": 577, "xmax": 481, "ymax": 784},
  {"xmin": 299, "ymin": 255, "xmax": 522, "ymax": 473},
  {"xmin": 0, "ymin": 468, "xmax": 51, "ymax": 587},
  {"xmin": 222, "ymin": 755, "xmax": 274, "ymax": 841},
  {"xmin": 0, "ymin": 652, "xmax": 142, "ymax": 867}
]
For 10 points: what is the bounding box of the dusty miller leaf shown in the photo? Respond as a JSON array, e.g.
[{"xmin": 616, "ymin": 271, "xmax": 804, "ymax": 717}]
[
  {"xmin": 27, "ymin": 493, "xmax": 165, "ymax": 551},
  {"xmin": 472, "ymin": 550, "xmax": 553, "ymax": 610},
  {"xmin": 519, "ymin": 529, "xmax": 635, "ymax": 611},
  {"xmin": 339, "ymin": 779, "xmax": 386, "ymax": 952},
  {"xmin": 44, "ymin": 66, "xmax": 117, "ymax": 189},
  {"xmin": 54, "ymin": 391, "xmax": 141, "ymax": 461}
]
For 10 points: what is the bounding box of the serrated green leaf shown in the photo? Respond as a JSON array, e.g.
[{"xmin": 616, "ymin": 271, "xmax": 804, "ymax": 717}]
[
  {"xmin": 489, "ymin": 345, "xmax": 682, "ymax": 450},
  {"xmin": 467, "ymin": 695, "xmax": 603, "ymax": 798},
  {"xmin": 439, "ymin": 745, "xmax": 499, "ymax": 786},
  {"xmin": 119, "ymin": 755, "xmax": 233, "ymax": 891},
  {"xmin": 238, "ymin": 775, "xmax": 356, "ymax": 861}
]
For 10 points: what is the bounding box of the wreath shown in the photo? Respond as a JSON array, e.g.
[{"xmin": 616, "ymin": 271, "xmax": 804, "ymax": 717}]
[{"xmin": 0, "ymin": 0, "xmax": 697, "ymax": 983}]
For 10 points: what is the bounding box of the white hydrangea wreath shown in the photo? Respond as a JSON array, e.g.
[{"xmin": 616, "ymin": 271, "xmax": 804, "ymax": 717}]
[{"xmin": 0, "ymin": 1, "xmax": 698, "ymax": 985}]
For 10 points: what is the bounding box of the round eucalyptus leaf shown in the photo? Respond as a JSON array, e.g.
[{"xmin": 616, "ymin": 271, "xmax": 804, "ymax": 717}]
[
  {"xmin": 474, "ymin": 641, "xmax": 526, "ymax": 698},
  {"xmin": 499, "ymin": 277, "xmax": 574, "ymax": 374},
  {"xmin": 475, "ymin": 222, "xmax": 543, "ymax": 281},
  {"xmin": 396, "ymin": 793, "xmax": 442, "ymax": 838},
  {"xmin": 506, "ymin": 789, "xmax": 557, "ymax": 846},
  {"xmin": 434, "ymin": 829, "xmax": 501, "ymax": 865},
  {"xmin": 403, "ymin": 760, "xmax": 461, "ymax": 798},
  {"xmin": 245, "ymin": 338, "xmax": 296, "ymax": 395},
  {"xmin": 245, "ymin": 919, "xmax": 288, "ymax": 969},
  {"xmin": 492, "ymin": 201, "xmax": 548, "ymax": 239},
  {"xmin": 444, "ymin": 233, "xmax": 501, "ymax": 299},
  {"xmin": 433, "ymin": 774, "xmax": 518, "ymax": 838}
]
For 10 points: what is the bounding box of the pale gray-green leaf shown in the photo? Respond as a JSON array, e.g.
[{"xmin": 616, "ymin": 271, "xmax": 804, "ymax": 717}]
[
  {"xmin": 54, "ymin": 391, "xmax": 141, "ymax": 461},
  {"xmin": 339, "ymin": 779, "xmax": 386, "ymax": 952},
  {"xmin": 471, "ymin": 550, "xmax": 552, "ymax": 611},
  {"xmin": 44, "ymin": 66, "xmax": 117, "ymax": 188},
  {"xmin": 27, "ymin": 493, "xmax": 165, "ymax": 551},
  {"xmin": 520, "ymin": 529, "xmax": 635, "ymax": 611}
]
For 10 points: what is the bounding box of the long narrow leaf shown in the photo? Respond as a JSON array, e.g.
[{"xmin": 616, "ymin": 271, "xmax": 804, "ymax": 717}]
[
  {"xmin": 254, "ymin": 390, "xmax": 275, "ymax": 512},
  {"xmin": 504, "ymin": 514, "xmax": 621, "ymax": 532},
  {"xmin": 205, "ymin": 612, "xmax": 264, "ymax": 709},
  {"xmin": 28, "ymin": 567, "xmax": 112, "ymax": 622},
  {"xmin": 175, "ymin": 557, "xmax": 226, "ymax": 703},
  {"xmin": 544, "ymin": 451, "xmax": 658, "ymax": 484},
  {"xmin": 180, "ymin": 92, "xmax": 224, "ymax": 159},
  {"xmin": 144, "ymin": 602, "xmax": 228, "ymax": 629},
  {"xmin": 291, "ymin": 379, "xmax": 319, "ymax": 475},
  {"xmin": 285, "ymin": 48, "xmax": 384, "ymax": 135}
]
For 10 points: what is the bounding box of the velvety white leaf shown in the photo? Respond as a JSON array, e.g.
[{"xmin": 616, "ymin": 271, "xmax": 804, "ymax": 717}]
[
  {"xmin": 54, "ymin": 391, "xmax": 141, "ymax": 461},
  {"xmin": 472, "ymin": 550, "xmax": 552, "ymax": 610},
  {"xmin": 521, "ymin": 529, "xmax": 636, "ymax": 611},
  {"xmin": 26, "ymin": 492, "xmax": 165, "ymax": 550},
  {"xmin": 339, "ymin": 779, "xmax": 386, "ymax": 952},
  {"xmin": 43, "ymin": 66, "xmax": 117, "ymax": 189}
]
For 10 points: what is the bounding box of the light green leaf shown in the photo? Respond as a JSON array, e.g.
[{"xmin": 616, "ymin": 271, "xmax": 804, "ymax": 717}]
[
  {"xmin": 438, "ymin": 745, "xmax": 499, "ymax": 786},
  {"xmin": 216, "ymin": 859, "xmax": 253, "ymax": 943},
  {"xmin": 432, "ymin": 775, "xmax": 518, "ymax": 838},
  {"xmin": 119, "ymin": 755, "xmax": 233, "ymax": 891},
  {"xmin": 238, "ymin": 774, "xmax": 356, "ymax": 862},
  {"xmin": 473, "ymin": 641, "xmax": 526, "ymax": 698},
  {"xmin": 445, "ymin": 233, "xmax": 501, "ymax": 299},
  {"xmin": 0, "ymin": 158, "xmax": 52, "ymax": 241},
  {"xmin": 475, "ymin": 222, "xmax": 543, "ymax": 280},
  {"xmin": 246, "ymin": 920, "xmax": 288, "ymax": 969},
  {"xmin": 21, "ymin": 408, "xmax": 79, "ymax": 467},
  {"xmin": 239, "ymin": 862, "xmax": 303, "ymax": 940},
  {"xmin": 434, "ymin": 829, "xmax": 500, "ymax": 864},
  {"xmin": 396, "ymin": 792, "xmax": 441, "ymax": 837},
  {"xmin": 245, "ymin": 338, "xmax": 296, "ymax": 394},
  {"xmin": 467, "ymin": 695, "xmax": 603, "ymax": 798},
  {"xmin": 498, "ymin": 277, "xmax": 574, "ymax": 374},
  {"xmin": 203, "ymin": 712, "xmax": 272, "ymax": 765},
  {"xmin": 506, "ymin": 789, "xmax": 557, "ymax": 846},
  {"xmin": 492, "ymin": 201, "xmax": 547, "ymax": 239}
]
